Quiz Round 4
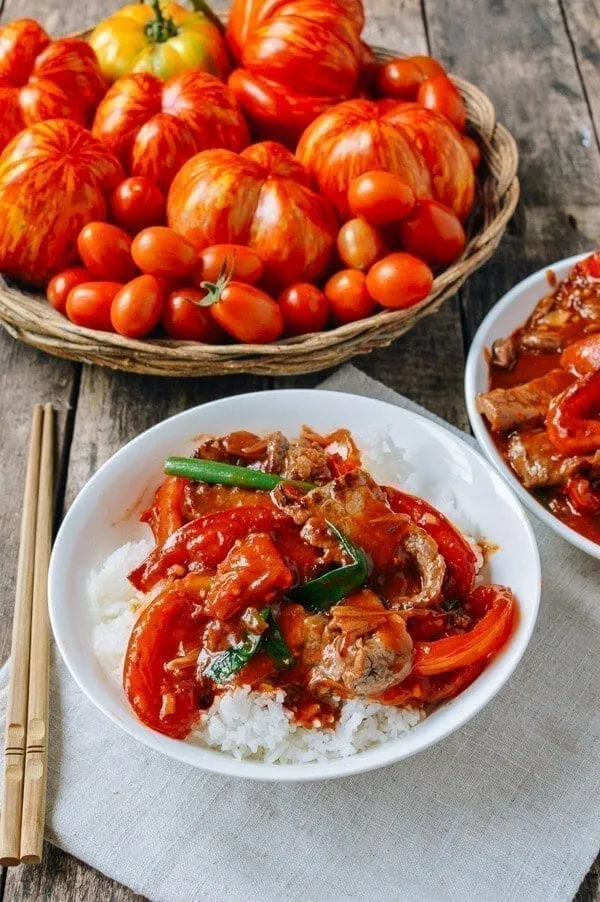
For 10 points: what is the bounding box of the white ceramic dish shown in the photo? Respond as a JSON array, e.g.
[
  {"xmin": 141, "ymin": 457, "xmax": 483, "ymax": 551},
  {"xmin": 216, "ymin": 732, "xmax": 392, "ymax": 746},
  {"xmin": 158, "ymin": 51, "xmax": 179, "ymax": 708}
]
[
  {"xmin": 49, "ymin": 390, "xmax": 541, "ymax": 782},
  {"xmin": 465, "ymin": 251, "xmax": 600, "ymax": 561}
]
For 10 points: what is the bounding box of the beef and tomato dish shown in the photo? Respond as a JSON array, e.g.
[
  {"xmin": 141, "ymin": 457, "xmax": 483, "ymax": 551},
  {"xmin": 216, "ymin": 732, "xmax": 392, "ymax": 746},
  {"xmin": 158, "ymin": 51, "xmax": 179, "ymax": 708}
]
[
  {"xmin": 121, "ymin": 427, "xmax": 516, "ymax": 742},
  {"xmin": 477, "ymin": 251, "xmax": 600, "ymax": 544}
]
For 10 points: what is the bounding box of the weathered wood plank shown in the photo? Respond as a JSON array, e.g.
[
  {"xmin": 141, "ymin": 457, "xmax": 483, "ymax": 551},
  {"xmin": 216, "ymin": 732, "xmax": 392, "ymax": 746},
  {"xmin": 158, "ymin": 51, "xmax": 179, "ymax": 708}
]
[{"xmin": 560, "ymin": 0, "xmax": 600, "ymax": 151}]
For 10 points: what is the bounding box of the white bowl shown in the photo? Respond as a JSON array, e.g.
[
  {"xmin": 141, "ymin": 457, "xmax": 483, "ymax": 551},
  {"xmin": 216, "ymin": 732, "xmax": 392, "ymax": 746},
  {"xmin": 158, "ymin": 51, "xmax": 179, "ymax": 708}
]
[
  {"xmin": 49, "ymin": 390, "xmax": 540, "ymax": 781},
  {"xmin": 465, "ymin": 252, "xmax": 600, "ymax": 561}
]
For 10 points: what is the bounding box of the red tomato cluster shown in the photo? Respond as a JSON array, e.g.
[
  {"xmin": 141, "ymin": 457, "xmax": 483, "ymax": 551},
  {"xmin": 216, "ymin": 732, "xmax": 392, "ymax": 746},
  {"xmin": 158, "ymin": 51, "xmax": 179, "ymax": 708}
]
[{"xmin": 0, "ymin": 6, "xmax": 483, "ymax": 345}]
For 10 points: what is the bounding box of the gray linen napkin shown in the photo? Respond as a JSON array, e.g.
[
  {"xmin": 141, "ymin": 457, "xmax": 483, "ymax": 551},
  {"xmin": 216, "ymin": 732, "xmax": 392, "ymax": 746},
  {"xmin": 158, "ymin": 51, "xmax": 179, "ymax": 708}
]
[{"xmin": 2, "ymin": 365, "xmax": 600, "ymax": 902}]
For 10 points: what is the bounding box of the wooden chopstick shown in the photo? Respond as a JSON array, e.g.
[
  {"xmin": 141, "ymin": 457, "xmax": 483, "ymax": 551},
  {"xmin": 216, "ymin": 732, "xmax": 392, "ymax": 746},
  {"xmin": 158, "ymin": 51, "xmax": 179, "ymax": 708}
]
[
  {"xmin": 0, "ymin": 404, "xmax": 54, "ymax": 867},
  {"xmin": 20, "ymin": 403, "xmax": 54, "ymax": 864}
]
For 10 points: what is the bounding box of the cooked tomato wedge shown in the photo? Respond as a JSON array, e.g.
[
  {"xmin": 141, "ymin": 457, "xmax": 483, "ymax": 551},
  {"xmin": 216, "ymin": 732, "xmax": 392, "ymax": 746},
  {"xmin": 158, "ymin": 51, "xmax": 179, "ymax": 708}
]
[
  {"xmin": 141, "ymin": 475, "xmax": 187, "ymax": 544},
  {"xmin": 385, "ymin": 486, "xmax": 477, "ymax": 598},
  {"xmin": 130, "ymin": 506, "xmax": 289, "ymax": 592},
  {"xmin": 412, "ymin": 585, "xmax": 515, "ymax": 676},
  {"xmin": 124, "ymin": 585, "xmax": 206, "ymax": 739}
]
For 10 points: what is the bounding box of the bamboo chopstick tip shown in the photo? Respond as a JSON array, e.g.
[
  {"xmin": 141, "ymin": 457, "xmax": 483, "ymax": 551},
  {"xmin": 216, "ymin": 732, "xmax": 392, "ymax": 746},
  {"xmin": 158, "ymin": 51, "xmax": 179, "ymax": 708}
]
[{"xmin": 0, "ymin": 853, "xmax": 21, "ymax": 867}]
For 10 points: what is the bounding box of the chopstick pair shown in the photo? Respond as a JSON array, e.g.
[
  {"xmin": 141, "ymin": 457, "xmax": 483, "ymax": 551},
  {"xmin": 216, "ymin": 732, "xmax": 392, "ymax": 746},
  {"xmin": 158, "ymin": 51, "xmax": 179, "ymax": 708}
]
[{"xmin": 0, "ymin": 404, "xmax": 54, "ymax": 867}]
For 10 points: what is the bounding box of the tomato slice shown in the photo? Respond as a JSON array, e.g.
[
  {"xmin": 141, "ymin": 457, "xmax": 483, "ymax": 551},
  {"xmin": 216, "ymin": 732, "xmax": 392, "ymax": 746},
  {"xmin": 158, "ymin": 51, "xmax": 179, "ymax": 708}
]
[
  {"xmin": 130, "ymin": 506, "xmax": 288, "ymax": 592},
  {"xmin": 378, "ymin": 661, "xmax": 484, "ymax": 706},
  {"xmin": 385, "ymin": 487, "xmax": 477, "ymax": 598},
  {"xmin": 412, "ymin": 585, "xmax": 515, "ymax": 676},
  {"xmin": 141, "ymin": 475, "xmax": 187, "ymax": 544},
  {"xmin": 124, "ymin": 586, "xmax": 207, "ymax": 739},
  {"xmin": 546, "ymin": 371, "xmax": 600, "ymax": 455}
]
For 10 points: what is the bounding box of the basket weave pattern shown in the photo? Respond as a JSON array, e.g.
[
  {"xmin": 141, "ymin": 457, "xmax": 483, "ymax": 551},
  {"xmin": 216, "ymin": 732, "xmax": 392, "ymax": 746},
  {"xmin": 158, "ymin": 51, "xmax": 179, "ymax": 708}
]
[{"xmin": 0, "ymin": 46, "xmax": 519, "ymax": 377}]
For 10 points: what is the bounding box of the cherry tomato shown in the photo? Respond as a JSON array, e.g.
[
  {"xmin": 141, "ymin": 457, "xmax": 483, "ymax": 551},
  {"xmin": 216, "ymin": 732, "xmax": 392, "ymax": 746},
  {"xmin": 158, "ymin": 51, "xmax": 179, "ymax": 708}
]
[
  {"xmin": 196, "ymin": 244, "xmax": 264, "ymax": 286},
  {"xmin": 208, "ymin": 281, "xmax": 284, "ymax": 343},
  {"xmin": 77, "ymin": 223, "xmax": 137, "ymax": 282},
  {"xmin": 131, "ymin": 227, "xmax": 197, "ymax": 279},
  {"xmin": 162, "ymin": 287, "xmax": 226, "ymax": 342},
  {"xmin": 376, "ymin": 56, "xmax": 446, "ymax": 100},
  {"xmin": 461, "ymin": 135, "xmax": 481, "ymax": 170},
  {"xmin": 46, "ymin": 267, "xmax": 92, "ymax": 315},
  {"xmin": 348, "ymin": 171, "xmax": 416, "ymax": 226},
  {"xmin": 65, "ymin": 282, "xmax": 122, "ymax": 331},
  {"xmin": 417, "ymin": 75, "xmax": 467, "ymax": 132},
  {"xmin": 110, "ymin": 275, "xmax": 165, "ymax": 338},
  {"xmin": 324, "ymin": 270, "xmax": 377, "ymax": 324},
  {"xmin": 376, "ymin": 59, "xmax": 423, "ymax": 99},
  {"xmin": 337, "ymin": 218, "xmax": 385, "ymax": 271},
  {"xmin": 109, "ymin": 177, "xmax": 165, "ymax": 232},
  {"xmin": 278, "ymin": 283, "xmax": 329, "ymax": 336},
  {"xmin": 366, "ymin": 252, "xmax": 433, "ymax": 309},
  {"xmin": 398, "ymin": 199, "xmax": 466, "ymax": 266}
]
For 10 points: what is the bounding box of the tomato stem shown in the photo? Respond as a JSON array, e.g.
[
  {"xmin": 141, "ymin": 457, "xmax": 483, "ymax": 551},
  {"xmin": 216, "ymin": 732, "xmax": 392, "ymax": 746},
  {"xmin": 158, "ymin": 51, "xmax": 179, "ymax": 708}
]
[
  {"xmin": 145, "ymin": 0, "xmax": 178, "ymax": 43},
  {"xmin": 188, "ymin": 0, "xmax": 226, "ymax": 34},
  {"xmin": 199, "ymin": 261, "xmax": 232, "ymax": 307}
]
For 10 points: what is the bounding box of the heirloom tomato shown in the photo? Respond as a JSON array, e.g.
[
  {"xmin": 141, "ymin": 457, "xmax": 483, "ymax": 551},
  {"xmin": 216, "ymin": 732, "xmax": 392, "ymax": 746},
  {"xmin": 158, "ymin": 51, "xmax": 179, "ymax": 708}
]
[
  {"xmin": 298, "ymin": 99, "xmax": 474, "ymax": 221},
  {"xmin": 162, "ymin": 287, "xmax": 226, "ymax": 341},
  {"xmin": 65, "ymin": 282, "xmax": 123, "ymax": 331},
  {"xmin": 324, "ymin": 269, "xmax": 376, "ymax": 324},
  {"xmin": 110, "ymin": 274, "xmax": 166, "ymax": 338},
  {"xmin": 366, "ymin": 252, "xmax": 433, "ymax": 309},
  {"xmin": 337, "ymin": 218, "xmax": 384, "ymax": 271},
  {"xmin": 131, "ymin": 227, "xmax": 197, "ymax": 278},
  {"xmin": 110, "ymin": 177, "xmax": 165, "ymax": 232},
  {"xmin": 417, "ymin": 75, "xmax": 467, "ymax": 132},
  {"xmin": 92, "ymin": 70, "xmax": 249, "ymax": 192},
  {"xmin": 0, "ymin": 19, "xmax": 106, "ymax": 152},
  {"xmin": 278, "ymin": 283, "xmax": 329, "ymax": 336},
  {"xmin": 46, "ymin": 267, "xmax": 92, "ymax": 315},
  {"xmin": 89, "ymin": 0, "xmax": 229, "ymax": 83},
  {"xmin": 167, "ymin": 141, "xmax": 337, "ymax": 293},
  {"xmin": 0, "ymin": 120, "xmax": 123, "ymax": 286},
  {"xmin": 226, "ymin": 0, "xmax": 365, "ymax": 142},
  {"xmin": 77, "ymin": 222, "xmax": 137, "ymax": 282},
  {"xmin": 398, "ymin": 199, "xmax": 466, "ymax": 266}
]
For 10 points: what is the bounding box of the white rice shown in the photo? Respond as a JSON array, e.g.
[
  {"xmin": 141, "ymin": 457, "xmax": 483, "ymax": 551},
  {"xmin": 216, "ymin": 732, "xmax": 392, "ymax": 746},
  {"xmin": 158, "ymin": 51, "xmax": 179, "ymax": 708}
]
[{"xmin": 88, "ymin": 435, "xmax": 485, "ymax": 764}]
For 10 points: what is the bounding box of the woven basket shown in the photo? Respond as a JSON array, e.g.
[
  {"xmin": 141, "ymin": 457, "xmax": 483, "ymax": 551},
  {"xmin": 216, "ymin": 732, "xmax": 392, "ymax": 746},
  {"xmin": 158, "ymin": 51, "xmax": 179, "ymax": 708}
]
[{"xmin": 0, "ymin": 44, "xmax": 519, "ymax": 377}]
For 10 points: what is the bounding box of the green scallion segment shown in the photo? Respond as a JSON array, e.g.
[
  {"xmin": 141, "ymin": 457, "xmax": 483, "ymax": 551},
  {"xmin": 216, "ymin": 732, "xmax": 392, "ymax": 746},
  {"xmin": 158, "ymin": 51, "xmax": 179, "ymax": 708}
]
[
  {"xmin": 288, "ymin": 521, "xmax": 369, "ymax": 613},
  {"xmin": 164, "ymin": 456, "xmax": 315, "ymax": 493},
  {"xmin": 262, "ymin": 611, "xmax": 294, "ymax": 667},
  {"xmin": 203, "ymin": 607, "xmax": 293, "ymax": 685}
]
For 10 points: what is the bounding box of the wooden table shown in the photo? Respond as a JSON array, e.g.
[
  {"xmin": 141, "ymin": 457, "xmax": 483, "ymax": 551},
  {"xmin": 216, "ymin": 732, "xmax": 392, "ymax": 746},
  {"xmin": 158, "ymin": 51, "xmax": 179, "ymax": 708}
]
[{"xmin": 1, "ymin": 0, "xmax": 599, "ymax": 898}]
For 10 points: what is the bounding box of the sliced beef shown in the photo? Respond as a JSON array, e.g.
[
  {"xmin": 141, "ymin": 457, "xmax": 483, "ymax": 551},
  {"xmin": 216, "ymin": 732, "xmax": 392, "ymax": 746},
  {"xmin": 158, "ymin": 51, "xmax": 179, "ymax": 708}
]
[
  {"xmin": 491, "ymin": 336, "xmax": 517, "ymax": 370},
  {"xmin": 507, "ymin": 430, "xmax": 600, "ymax": 488},
  {"xmin": 476, "ymin": 368, "xmax": 573, "ymax": 433},
  {"xmin": 391, "ymin": 525, "xmax": 445, "ymax": 609},
  {"xmin": 264, "ymin": 432, "xmax": 289, "ymax": 473},
  {"xmin": 282, "ymin": 438, "xmax": 331, "ymax": 484},
  {"xmin": 518, "ymin": 331, "xmax": 562, "ymax": 354}
]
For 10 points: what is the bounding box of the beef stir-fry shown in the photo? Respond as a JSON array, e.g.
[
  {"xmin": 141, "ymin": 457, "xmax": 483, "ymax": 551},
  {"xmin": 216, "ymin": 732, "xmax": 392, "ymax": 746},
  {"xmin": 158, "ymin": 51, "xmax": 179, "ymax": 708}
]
[
  {"xmin": 124, "ymin": 427, "xmax": 516, "ymax": 740},
  {"xmin": 476, "ymin": 251, "xmax": 600, "ymax": 543}
]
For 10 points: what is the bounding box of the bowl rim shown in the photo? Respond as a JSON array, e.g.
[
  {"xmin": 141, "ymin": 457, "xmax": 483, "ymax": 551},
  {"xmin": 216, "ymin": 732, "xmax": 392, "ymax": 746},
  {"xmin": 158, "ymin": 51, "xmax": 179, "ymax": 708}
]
[
  {"xmin": 49, "ymin": 389, "xmax": 541, "ymax": 781},
  {"xmin": 464, "ymin": 250, "xmax": 600, "ymax": 561}
]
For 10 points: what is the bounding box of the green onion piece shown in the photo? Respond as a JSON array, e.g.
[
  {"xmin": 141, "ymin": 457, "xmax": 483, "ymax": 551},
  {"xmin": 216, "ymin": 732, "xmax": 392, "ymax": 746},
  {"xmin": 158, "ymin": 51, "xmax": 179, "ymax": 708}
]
[
  {"xmin": 288, "ymin": 521, "xmax": 369, "ymax": 613},
  {"xmin": 164, "ymin": 456, "xmax": 315, "ymax": 493},
  {"xmin": 203, "ymin": 631, "xmax": 263, "ymax": 684},
  {"xmin": 262, "ymin": 611, "xmax": 294, "ymax": 668}
]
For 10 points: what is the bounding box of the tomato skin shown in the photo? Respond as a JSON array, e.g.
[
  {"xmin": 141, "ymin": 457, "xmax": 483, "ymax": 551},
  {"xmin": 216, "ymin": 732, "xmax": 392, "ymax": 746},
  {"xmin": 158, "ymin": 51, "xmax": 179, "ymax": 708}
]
[
  {"xmin": 324, "ymin": 269, "xmax": 377, "ymax": 324},
  {"xmin": 366, "ymin": 252, "xmax": 433, "ymax": 309},
  {"xmin": 196, "ymin": 244, "xmax": 264, "ymax": 285},
  {"xmin": 348, "ymin": 171, "xmax": 416, "ymax": 226},
  {"xmin": 65, "ymin": 281, "xmax": 122, "ymax": 331},
  {"xmin": 110, "ymin": 274, "xmax": 165, "ymax": 338},
  {"xmin": 46, "ymin": 267, "xmax": 92, "ymax": 315},
  {"xmin": 162, "ymin": 287, "xmax": 226, "ymax": 342},
  {"xmin": 376, "ymin": 59, "xmax": 423, "ymax": 100},
  {"xmin": 337, "ymin": 218, "xmax": 384, "ymax": 271},
  {"xmin": 461, "ymin": 135, "xmax": 481, "ymax": 170},
  {"xmin": 131, "ymin": 227, "xmax": 197, "ymax": 279},
  {"xmin": 417, "ymin": 75, "xmax": 467, "ymax": 132},
  {"xmin": 109, "ymin": 177, "xmax": 165, "ymax": 232},
  {"xmin": 209, "ymin": 282, "xmax": 284, "ymax": 343},
  {"xmin": 278, "ymin": 283, "xmax": 329, "ymax": 336},
  {"xmin": 398, "ymin": 199, "xmax": 466, "ymax": 265},
  {"xmin": 77, "ymin": 222, "xmax": 137, "ymax": 282}
]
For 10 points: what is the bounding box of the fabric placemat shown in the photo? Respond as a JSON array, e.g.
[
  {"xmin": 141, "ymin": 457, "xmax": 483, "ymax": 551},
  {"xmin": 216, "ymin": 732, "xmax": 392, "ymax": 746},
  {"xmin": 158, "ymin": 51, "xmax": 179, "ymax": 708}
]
[{"xmin": 2, "ymin": 364, "xmax": 600, "ymax": 902}]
